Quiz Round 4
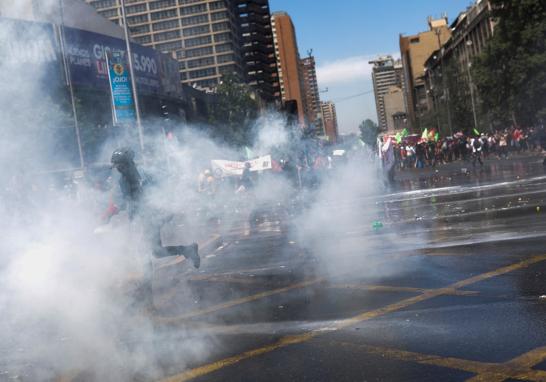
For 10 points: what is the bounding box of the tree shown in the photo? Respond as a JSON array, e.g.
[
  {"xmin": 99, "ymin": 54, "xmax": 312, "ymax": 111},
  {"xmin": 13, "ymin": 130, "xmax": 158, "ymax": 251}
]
[
  {"xmin": 208, "ymin": 74, "xmax": 259, "ymax": 147},
  {"xmin": 473, "ymin": 0, "xmax": 546, "ymax": 127},
  {"xmin": 359, "ymin": 119, "xmax": 380, "ymax": 147}
]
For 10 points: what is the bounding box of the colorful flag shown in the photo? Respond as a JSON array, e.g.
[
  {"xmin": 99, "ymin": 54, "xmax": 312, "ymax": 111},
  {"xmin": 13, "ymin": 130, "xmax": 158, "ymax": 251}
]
[{"xmin": 421, "ymin": 128, "xmax": 428, "ymax": 140}]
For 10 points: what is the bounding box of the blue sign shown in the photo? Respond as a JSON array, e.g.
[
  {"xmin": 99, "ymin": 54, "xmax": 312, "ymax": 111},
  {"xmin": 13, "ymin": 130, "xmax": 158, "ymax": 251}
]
[
  {"xmin": 107, "ymin": 51, "xmax": 135, "ymax": 125},
  {"xmin": 63, "ymin": 27, "xmax": 161, "ymax": 95}
]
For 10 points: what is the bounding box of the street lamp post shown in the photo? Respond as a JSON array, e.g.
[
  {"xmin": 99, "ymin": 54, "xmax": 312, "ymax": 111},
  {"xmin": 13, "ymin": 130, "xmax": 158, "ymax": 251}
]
[
  {"xmin": 120, "ymin": 0, "xmax": 144, "ymax": 151},
  {"xmin": 464, "ymin": 38, "xmax": 479, "ymax": 133}
]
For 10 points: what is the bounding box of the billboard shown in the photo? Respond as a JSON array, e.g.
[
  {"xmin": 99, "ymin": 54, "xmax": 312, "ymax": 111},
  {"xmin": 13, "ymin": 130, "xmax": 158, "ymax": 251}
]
[
  {"xmin": 0, "ymin": 17, "xmax": 62, "ymax": 86},
  {"xmin": 63, "ymin": 26, "xmax": 161, "ymax": 95},
  {"xmin": 106, "ymin": 50, "xmax": 135, "ymax": 125}
]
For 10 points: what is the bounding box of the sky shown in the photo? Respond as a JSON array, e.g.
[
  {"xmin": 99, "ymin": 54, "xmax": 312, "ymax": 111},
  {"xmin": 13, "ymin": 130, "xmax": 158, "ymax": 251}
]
[{"xmin": 269, "ymin": 0, "xmax": 474, "ymax": 134}]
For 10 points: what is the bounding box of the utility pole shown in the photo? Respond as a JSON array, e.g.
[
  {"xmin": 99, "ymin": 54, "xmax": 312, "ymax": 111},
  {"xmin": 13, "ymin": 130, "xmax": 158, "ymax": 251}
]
[
  {"xmin": 120, "ymin": 0, "xmax": 144, "ymax": 151},
  {"xmin": 464, "ymin": 38, "xmax": 479, "ymax": 133},
  {"xmin": 58, "ymin": 0, "xmax": 85, "ymax": 169}
]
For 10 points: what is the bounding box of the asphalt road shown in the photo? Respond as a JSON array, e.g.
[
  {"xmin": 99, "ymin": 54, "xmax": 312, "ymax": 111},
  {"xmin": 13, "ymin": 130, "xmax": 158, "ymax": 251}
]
[
  {"xmin": 147, "ymin": 153, "xmax": 546, "ymax": 382},
  {"xmin": 7, "ymin": 154, "xmax": 546, "ymax": 382}
]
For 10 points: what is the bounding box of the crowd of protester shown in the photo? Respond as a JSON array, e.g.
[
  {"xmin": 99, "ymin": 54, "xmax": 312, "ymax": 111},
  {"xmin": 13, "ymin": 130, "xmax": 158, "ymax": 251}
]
[{"xmin": 391, "ymin": 126, "xmax": 545, "ymax": 170}]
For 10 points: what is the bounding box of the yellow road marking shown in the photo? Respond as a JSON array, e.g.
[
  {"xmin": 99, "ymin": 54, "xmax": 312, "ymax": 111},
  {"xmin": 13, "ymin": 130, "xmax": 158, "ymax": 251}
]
[
  {"xmin": 161, "ymin": 332, "xmax": 316, "ymax": 382},
  {"xmin": 155, "ymin": 278, "xmax": 324, "ymax": 324},
  {"xmin": 329, "ymin": 284, "xmax": 479, "ymax": 296},
  {"xmin": 187, "ymin": 273, "xmax": 265, "ymax": 284},
  {"xmin": 330, "ymin": 341, "xmax": 546, "ymax": 382},
  {"xmin": 160, "ymin": 254, "xmax": 546, "ymax": 381}
]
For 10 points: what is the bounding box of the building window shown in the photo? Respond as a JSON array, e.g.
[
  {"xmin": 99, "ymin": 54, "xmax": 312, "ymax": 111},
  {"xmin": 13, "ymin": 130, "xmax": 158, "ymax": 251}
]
[
  {"xmin": 134, "ymin": 35, "xmax": 152, "ymax": 44},
  {"xmin": 218, "ymin": 64, "xmax": 237, "ymax": 75},
  {"xmin": 179, "ymin": 0, "xmax": 202, "ymax": 4},
  {"xmin": 180, "ymin": 4, "xmax": 207, "ymax": 16},
  {"xmin": 126, "ymin": 3, "xmax": 147, "ymax": 14},
  {"xmin": 183, "ymin": 24, "xmax": 210, "ymax": 37},
  {"xmin": 99, "ymin": 8, "xmax": 119, "ymax": 18},
  {"xmin": 149, "ymin": 0, "xmax": 176, "ymax": 10},
  {"xmin": 155, "ymin": 40, "xmax": 183, "ymax": 52},
  {"xmin": 185, "ymin": 35, "xmax": 212, "ymax": 47},
  {"xmin": 214, "ymin": 32, "xmax": 231, "ymax": 43},
  {"xmin": 154, "ymin": 30, "xmax": 181, "ymax": 41},
  {"xmin": 212, "ymin": 22, "xmax": 229, "ymax": 32},
  {"xmin": 215, "ymin": 42, "xmax": 234, "ymax": 53},
  {"xmin": 129, "ymin": 24, "xmax": 150, "ymax": 35},
  {"xmin": 150, "ymin": 9, "xmax": 177, "ymax": 21},
  {"xmin": 127, "ymin": 14, "xmax": 148, "ymax": 25},
  {"xmin": 211, "ymin": 11, "xmax": 228, "ymax": 21},
  {"xmin": 152, "ymin": 19, "xmax": 179, "ymax": 31},
  {"xmin": 181, "ymin": 14, "xmax": 209, "ymax": 26},
  {"xmin": 187, "ymin": 56, "xmax": 215, "ymax": 69},
  {"xmin": 217, "ymin": 53, "xmax": 235, "ymax": 64},
  {"xmin": 185, "ymin": 46, "xmax": 214, "ymax": 58},
  {"xmin": 410, "ymin": 37, "xmax": 420, "ymax": 44},
  {"xmin": 92, "ymin": 0, "xmax": 117, "ymax": 8},
  {"xmin": 188, "ymin": 67, "xmax": 216, "ymax": 79},
  {"xmin": 209, "ymin": 1, "xmax": 225, "ymax": 10}
]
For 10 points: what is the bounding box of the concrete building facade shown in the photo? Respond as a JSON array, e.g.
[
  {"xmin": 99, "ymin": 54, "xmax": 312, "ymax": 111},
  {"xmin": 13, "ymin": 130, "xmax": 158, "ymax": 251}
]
[
  {"xmin": 85, "ymin": 0, "xmax": 244, "ymax": 90},
  {"xmin": 320, "ymin": 101, "xmax": 338, "ymax": 143},
  {"xmin": 383, "ymin": 86, "xmax": 407, "ymax": 134},
  {"xmin": 400, "ymin": 17, "xmax": 451, "ymax": 130},
  {"xmin": 236, "ymin": 0, "xmax": 280, "ymax": 104},
  {"xmin": 424, "ymin": 0, "xmax": 494, "ymax": 133},
  {"xmin": 271, "ymin": 11, "xmax": 306, "ymax": 125},
  {"xmin": 369, "ymin": 55, "xmax": 405, "ymax": 131},
  {"xmin": 300, "ymin": 55, "xmax": 321, "ymax": 126}
]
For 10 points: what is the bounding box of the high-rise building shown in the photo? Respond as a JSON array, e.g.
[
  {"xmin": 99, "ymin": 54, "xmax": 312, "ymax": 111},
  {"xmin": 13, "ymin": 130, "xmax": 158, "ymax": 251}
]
[
  {"xmin": 300, "ymin": 55, "xmax": 321, "ymax": 125},
  {"xmin": 320, "ymin": 101, "xmax": 338, "ymax": 143},
  {"xmin": 271, "ymin": 11, "xmax": 306, "ymax": 125},
  {"xmin": 400, "ymin": 17, "xmax": 451, "ymax": 129},
  {"xmin": 85, "ymin": 0, "xmax": 243, "ymax": 90},
  {"xmin": 235, "ymin": 0, "xmax": 280, "ymax": 103},
  {"xmin": 369, "ymin": 55, "xmax": 405, "ymax": 131}
]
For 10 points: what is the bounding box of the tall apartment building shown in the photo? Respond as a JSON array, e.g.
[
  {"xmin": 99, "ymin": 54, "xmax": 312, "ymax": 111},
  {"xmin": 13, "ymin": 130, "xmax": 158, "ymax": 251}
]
[
  {"xmin": 300, "ymin": 55, "xmax": 321, "ymax": 126},
  {"xmin": 369, "ymin": 55, "xmax": 405, "ymax": 131},
  {"xmin": 320, "ymin": 101, "xmax": 338, "ymax": 143},
  {"xmin": 235, "ymin": 0, "xmax": 279, "ymax": 103},
  {"xmin": 85, "ymin": 0, "xmax": 243, "ymax": 90},
  {"xmin": 271, "ymin": 11, "xmax": 306, "ymax": 125},
  {"xmin": 400, "ymin": 17, "xmax": 451, "ymax": 129}
]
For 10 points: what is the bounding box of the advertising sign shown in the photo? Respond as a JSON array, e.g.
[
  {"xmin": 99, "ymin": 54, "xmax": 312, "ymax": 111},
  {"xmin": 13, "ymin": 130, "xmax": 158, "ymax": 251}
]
[
  {"xmin": 63, "ymin": 26, "xmax": 161, "ymax": 95},
  {"xmin": 106, "ymin": 50, "xmax": 135, "ymax": 125},
  {"xmin": 211, "ymin": 155, "xmax": 272, "ymax": 177},
  {"xmin": 0, "ymin": 17, "xmax": 62, "ymax": 86}
]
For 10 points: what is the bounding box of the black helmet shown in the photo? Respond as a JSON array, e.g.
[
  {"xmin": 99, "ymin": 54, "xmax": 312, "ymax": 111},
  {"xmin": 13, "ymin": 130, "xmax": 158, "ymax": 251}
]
[{"xmin": 111, "ymin": 147, "xmax": 135, "ymax": 167}]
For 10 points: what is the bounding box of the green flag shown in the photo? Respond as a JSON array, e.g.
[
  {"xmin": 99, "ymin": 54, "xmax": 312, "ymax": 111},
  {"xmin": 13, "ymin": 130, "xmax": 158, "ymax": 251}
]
[
  {"xmin": 395, "ymin": 132, "xmax": 402, "ymax": 144},
  {"xmin": 434, "ymin": 132, "xmax": 439, "ymax": 141},
  {"xmin": 401, "ymin": 128, "xmax": 409, "ymax": 138},
  {"xmin": 473, "ymin": 128, "xmax": 480, "ymax": 136},
  {"xmin": 244, "ymin": 146, "xmax": 255, "ymax": 160}
]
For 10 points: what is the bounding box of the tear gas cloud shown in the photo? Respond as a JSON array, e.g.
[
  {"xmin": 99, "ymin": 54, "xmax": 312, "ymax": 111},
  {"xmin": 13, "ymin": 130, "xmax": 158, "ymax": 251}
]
[{"xmin": 0, "ymin": 8, "xmax": 417, "ymax": 381}]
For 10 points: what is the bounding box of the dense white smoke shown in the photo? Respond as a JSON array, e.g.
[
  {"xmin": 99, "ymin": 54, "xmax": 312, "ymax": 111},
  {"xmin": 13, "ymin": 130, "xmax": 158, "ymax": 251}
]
[{"xmin": 0, "ymin": 7, "xmax": 414, "ymax": 381}]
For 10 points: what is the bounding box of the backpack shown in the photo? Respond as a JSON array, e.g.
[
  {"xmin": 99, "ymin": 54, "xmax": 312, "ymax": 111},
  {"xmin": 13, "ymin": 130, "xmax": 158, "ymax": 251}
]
[{"xmin": 473, "ymin": 139, "xmax": 481, "ymax": 149}]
